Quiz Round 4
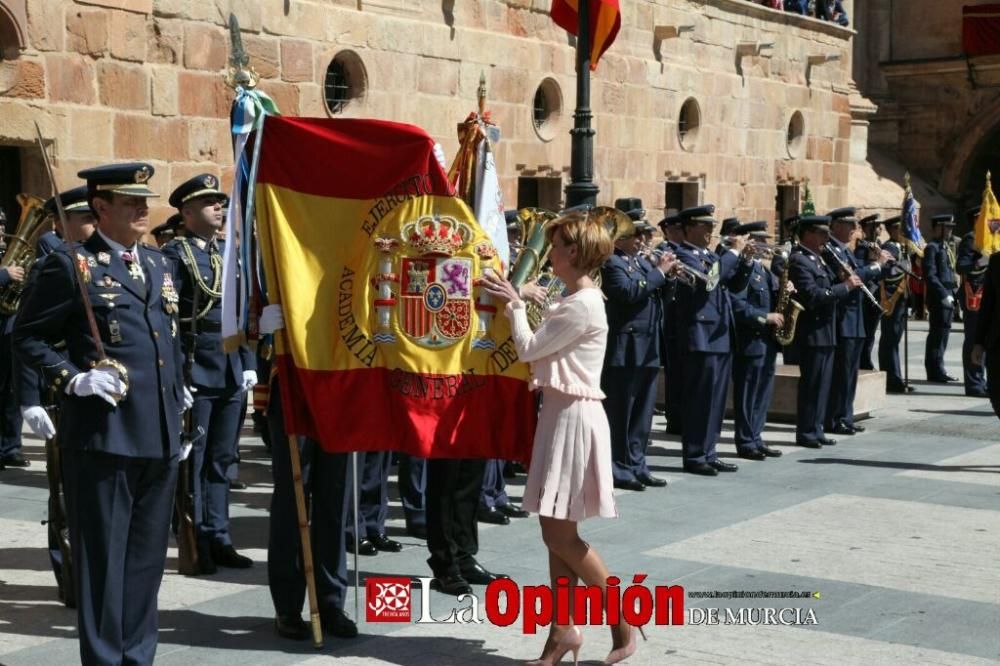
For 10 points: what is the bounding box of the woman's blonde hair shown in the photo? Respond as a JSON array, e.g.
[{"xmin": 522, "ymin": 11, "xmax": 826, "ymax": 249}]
[{"xmin": 544, "ymin": 211, "xmax": 614, "ymax": 273}]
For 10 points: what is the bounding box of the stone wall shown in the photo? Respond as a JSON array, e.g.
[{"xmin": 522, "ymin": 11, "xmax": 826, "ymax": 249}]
[{"xmin": 0, "ymin": 0, "xmax": 855, "ymax": 227}]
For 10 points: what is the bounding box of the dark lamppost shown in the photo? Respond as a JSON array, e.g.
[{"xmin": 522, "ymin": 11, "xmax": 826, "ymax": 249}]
[{"xmin": 564, "ymin": 1, "xmax": 599, "ymax": 208}]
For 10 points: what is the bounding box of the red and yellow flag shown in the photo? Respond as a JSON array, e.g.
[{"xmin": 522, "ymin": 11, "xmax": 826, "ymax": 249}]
[
  {"xmin": 974, "ymin": 170, "xmax": 1000, "ymax": 257},
  {"xmin": 255, "ymin": 117, "xmax": 536, "ymax": 460},
  {"xmin": 551, "ymin": 0, "xmax": 622, "ymax": 70}
]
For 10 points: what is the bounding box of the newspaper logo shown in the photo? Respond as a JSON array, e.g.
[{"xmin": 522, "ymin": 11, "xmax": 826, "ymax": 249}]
[{"xmin": 366, "ymin": 577, "xmax": 412, "ymax": 623}]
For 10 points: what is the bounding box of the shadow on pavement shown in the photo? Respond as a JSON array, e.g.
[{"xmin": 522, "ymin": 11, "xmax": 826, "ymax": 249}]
[{"xmin": 798, "ymin": 458, "xmax": 1000, "ymax": 473}]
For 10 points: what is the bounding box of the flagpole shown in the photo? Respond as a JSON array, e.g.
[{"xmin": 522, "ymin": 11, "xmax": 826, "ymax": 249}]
[{"xmin": 565, "ymin": 0, "xmax": 599, "ymax": 208}]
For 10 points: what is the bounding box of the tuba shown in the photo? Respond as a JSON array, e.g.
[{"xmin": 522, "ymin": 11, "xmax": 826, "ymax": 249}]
[
  {"xmin": 508, "ymin": 208, "xmax": 558, "ymax": 329},
  {"xmin": 0, "ymin": 194, "xmax": 50, "ymax": 315},
  {"xmin": 773, "ymin": 258, "xmax": 804, "ymax": 346}
]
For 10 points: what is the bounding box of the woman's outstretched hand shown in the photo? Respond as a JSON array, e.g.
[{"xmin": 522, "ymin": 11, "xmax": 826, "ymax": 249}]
[{"xmin": 480, "ymin": 270, "xmax": 522, "ymax": 306}]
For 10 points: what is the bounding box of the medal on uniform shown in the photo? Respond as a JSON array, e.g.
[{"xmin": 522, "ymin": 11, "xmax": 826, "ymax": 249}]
[
  {"xmin": 97, "ymin": 252, "xmax": 111, "ymax": 266},
  {"xmin": 162, "ymin": 274, "xmax": 179, "ymax": 314},
  {"xmin": 127, "ymin": 260, "xmax": 144, "ymax": 282},
  {"xmin": 108, "ymin": 319, "xmax": 123, "ymax": 344},
  {"xmin": 76, "ymin": 254, "xmax": 91, "ymax": 283}
]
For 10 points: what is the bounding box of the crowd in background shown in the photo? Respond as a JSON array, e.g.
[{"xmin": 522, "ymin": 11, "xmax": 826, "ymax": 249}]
[{"xmin": 752, "ymin": 0, "xmax": 850, "ymax": 27}]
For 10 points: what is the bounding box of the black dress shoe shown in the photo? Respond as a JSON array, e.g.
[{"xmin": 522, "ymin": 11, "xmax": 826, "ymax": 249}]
[
  {"xmin": 636, "ymin": 473, "xmax": 667, "ymax": 487},
  {"xmin": 275, "ymin": 614, "xmax": 311, "ymax": 641},
  {"xmin": 228, "ymin": 479, "xmax": 247, "ymax": 490},
  {"xmin": 737, "ymin": 449, "xmax": 766, "ymax": 461},
  {"xmin": 321, "ymin": 608, "xmax": 358, "ymax": 638},
  {"xmin": 211, "ymin": 543, "xmax": 254, "ymax": 568},
  {"xmin": 613, "ymin": 478, "xmax": 646, "ymax": 491},
  {"xmin": 819, "ymin": 437, "xmax": 837, "ymax": 446},
  {"xmin": 497, "ymin": 503, "xmax": 530, "ymax": 518},
  {"xmin": 828, "ymin": 424, "xmax": 856, "ymax": 436},
  {"xmin": 928, "ymin": 374, "xmax": 958, "ymax": 383},
  {"xmin": 355, "ymin": 537, "xmax": 378, "ymax": 556},
  {"xmin": 2, "ymin": 451, "xmax": 30, "ymax": 467},
  {"xmin": 708, "ymin": 460, "xmax": 738, "ymax": 473},
  {"xmin": 460, "ymin": 563, "xmax": 508, "ymax": 585},
  {"xmin": 760, "ymin": 445, "xmax": 783, "ymax": 458},
  {"xmin": 431, "ymin": 574, "xmax": 473, "ymax": 596},
  {"xmin": 851, "ymin": 424, "xmax": 866, "ymax": 432},
  {"xmin": 797, "ymin": 440, "xmax": 822, "ymax": 449},
  {"xmin": 683, "ymin": 462, "xmax": 718, "ymax": 476},
  {"xmin": 370, "ymin": 533, "xmax": 403, "ymax": 552},
  {"xmin": 966, "ymin": 390, "xmax": 989, "ymax": 398},
  {"xmin": 196, "ymin": 542, "xmax": 217, "ymax": 575},
  {"xmin": 405, "ymin": 522, "xmax": 427, "ymax": 540},
  {"xmin": 477, "ymin": 507, "xmax": 510, "ymax": 525}
]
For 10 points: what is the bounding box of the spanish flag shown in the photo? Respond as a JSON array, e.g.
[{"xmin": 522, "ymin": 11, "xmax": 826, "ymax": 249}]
[
  {"xmin": 551, "ymin": 0, "xmax": 622, "ymax": 70},
  {"xmin": 974, "ymin": 170, "xmax": 1000, "ymax": 257},
  {"xmin": 255, "ymin": 116, "xmax": 536, "ymax": 460}
]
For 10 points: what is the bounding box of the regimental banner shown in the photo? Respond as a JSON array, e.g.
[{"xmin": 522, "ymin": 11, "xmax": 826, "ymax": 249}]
[{"xmin": 254, "ymin": 116, "xmax": 535, "ymax": 460}]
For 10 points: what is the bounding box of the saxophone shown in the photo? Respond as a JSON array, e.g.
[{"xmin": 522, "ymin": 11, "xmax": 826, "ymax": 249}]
[
  {"xmin": 774, "ymin": 257, "xmax": 804, "ymax": 346},
  {"xmin": 0, "ymin": 194, "xmax": 49, "ymax": 315}
]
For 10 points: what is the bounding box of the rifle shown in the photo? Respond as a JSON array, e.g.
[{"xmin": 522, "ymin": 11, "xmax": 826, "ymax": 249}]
[
  {"xmin": 41, "ymin": 396, "xmax": 74, "ymax": 608},
  {"xmin": 175, "ymin": 281, "xmax": 202, "ymax": 575}
]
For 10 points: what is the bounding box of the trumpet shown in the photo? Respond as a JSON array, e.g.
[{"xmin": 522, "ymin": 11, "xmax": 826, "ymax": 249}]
[
  {"xmin": 671, "ymin": 258, "xmax": 720, "ymax": 291},
  {"xmin": 744, "ymin": 239, "xmax": 783, "ymax": 260}
]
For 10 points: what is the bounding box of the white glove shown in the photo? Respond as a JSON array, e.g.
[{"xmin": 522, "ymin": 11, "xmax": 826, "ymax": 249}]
[
  {"xmin": 182, "ymin": 386, "xmax": 195, "ymax": 411},
  {"xmin": 977, "ymin": 255, "xmax": 989, "ymax": 268},
  {"xmin": 68, "ymin": 368, "xmax": 126, "ymax": 406},
  {"xmin": 433, "ymin": 142, "xmax": 447, "ymax": 169},
  {"xmin": 22, "ymin": 406, "xmax": 56, "ymax": 439},
  {"xmin": 241, "ymin": 370, "xmax": 258, "ymax": 392},
  {"xmin": 945, "ymin": 295, "xmax": 955, "ymax": 307},
  {"xmin": 259, "ymin": 305, "xmax": 285, "ymax": 335}
]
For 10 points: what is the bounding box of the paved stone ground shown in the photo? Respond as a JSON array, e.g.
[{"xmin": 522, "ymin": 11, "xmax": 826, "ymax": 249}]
[{"xmin": 0, "ymin": 321, "xmax": 998, "ymax": 665}]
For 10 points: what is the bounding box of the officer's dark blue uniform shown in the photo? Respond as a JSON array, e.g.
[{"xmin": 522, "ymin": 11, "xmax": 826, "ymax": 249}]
[
  {"xmin": 672, "ymin": 205, "xmax": 752, "ymax": 475},
  {"xmin": 856, "ymin": 215, "xmax": 882, "ymax": 370},
  {"xmin": 347, "ymin": 450, "xmax": 406, "ymax": 552},
  {"xmin": 600, "ymin": 209, "xmax": 669, "ymax": 488},
  {"xmin": 730, "ymin": 223, "xmax": 783, "ymax": 459},
  {"xmin": 974, "ymin": 252, "xmax": 1000, "ymax": 417},
  {"xmin": 923, "ymin": 215, "xmax": 959, "ymax": 381},
  {"xmin": 956, "ymin": 220, "xmax": 989, "ymax": 397},
  {"xmin": 822, "ymin": 208, "xmax": 883, "ymax": 434},
  {"xmin": 266, "ymin": 377, "xmax": 358, "ymax": 640},
  {"xmin": 655, "ymin": 215, "xmax": 684, "ymax": 435},
  {"xmin": 14, "ymin": 163, "xmax": 183, "ymax": 665},
  {"xmin": 787, "ymin": 216, "xmax": 854, "ymax": 447},
  {"xmin": 162, "ymin": 174, "xmax": 255, "ymax": 572},
  {"xmin": 877, "ymin": 220, "xmax": 911, "ymax": 392}
]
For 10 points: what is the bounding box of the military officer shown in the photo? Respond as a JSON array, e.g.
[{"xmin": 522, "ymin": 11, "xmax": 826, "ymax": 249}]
[
  {"xmin": 771, "ymin": 215, "xmax": 801, "ymax": 366},
  {"xmin": 923, "ymin": 214, "xmax": 960, "ymax": 382},
  {"xmin": 716, "ymin": 217, "xmax": 741, "ymax": 255},
  {"xmin": 601, "ymin": 203, "xmax": 676, "ymax": 490},
  {"xmin": 877, "ymin": 217, "xmax": 913, "ymax": 393},
  {"xmin": 162, "ymin": 174, "xmax": 256, "ymax": 573},
  {"xmin": 956, "ymin": 207, "xmax": 989, "ymax": 397},
  {"xmin": 972, "ymin": 251, "xmax": 1000, "ymax": 417},
  {"xmin": 822, "ymin": 207, "xmax": 889, "ymax": 435},
  {"xmin": 856, "ymin": 214, "xmax": 882, "ymax": 371},
  {"xmin": 672, "ymin": 205, "xmax": 753, "ymax": 475},
  {"xmin": 0, "ymin": 251, "xmax": 26, "ymax": 469},
  {"xmin": 656, "ymin": 214, "xmax": 685, "ymax": 435},
  {"xmin": 15, "ymin": 162, "xmax": 189, "ymax": 664},
  {"xmin": 787, "ymin": 215, "xmax": 862, "ymax": 448},
  {"xmin": 346, "ymin": 451, "xmax": 405, "ymax": 553},
  {"xmin": 730, "ymin": 222, "xmax": 784, "ymax": 460},
  {"xmin": 152, "ymin": 212, "xmax": 184, "ymax": 247}
]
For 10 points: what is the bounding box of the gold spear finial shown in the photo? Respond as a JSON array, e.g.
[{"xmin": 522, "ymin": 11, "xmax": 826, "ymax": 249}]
[{"xmin": 225, "ymin": 13, "xmax": 259, "ymax": 90}]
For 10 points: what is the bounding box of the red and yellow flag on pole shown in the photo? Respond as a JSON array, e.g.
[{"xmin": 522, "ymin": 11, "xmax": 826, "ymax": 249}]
[
  {"xmin": 255, "ymin": 116, "xmax": 536, "ymax": 460},
  {"xmin": 974, "ymin": 170, "xmax": 1000, "ymax": 257},
  {"xmin": 551, "ymin": 0, "xmax": 622, "ymax": 70}
]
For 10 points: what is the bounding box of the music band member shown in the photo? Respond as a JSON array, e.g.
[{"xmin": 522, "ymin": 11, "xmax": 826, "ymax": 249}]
[
  {"xmin": 730, "ymin": 223, "xmax": 784, "ymax": 460},
  {"xmin": 972, "ymin": 251, "xmax": 1000, "ymax": 418},
  {"xmin": 15, "ymin": 163, "xmax": 190, "ymax": 664},
  {"xmin": 672, "ymin": 205, "xmax": 752, "ymax": 475},
  {"xmin": 787, "ymin": 215, "xmax": 862, "ymax": 448},
  {"xmin": 822, "ymin": 207, "xmax": 889, "ymax": 435}
]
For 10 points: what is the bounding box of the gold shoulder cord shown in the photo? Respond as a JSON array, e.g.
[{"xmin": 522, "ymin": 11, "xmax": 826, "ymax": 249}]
[{"xmin": 178, "ymin": 238, "xmax": 222, "ymax": 322}]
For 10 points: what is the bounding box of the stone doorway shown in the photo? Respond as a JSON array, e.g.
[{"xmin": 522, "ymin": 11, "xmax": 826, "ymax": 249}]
[
  {"xmin": 0, "ymin": 146, "xmax": 23, "ymax": 226},
  {"xmin": 516, "ymin": 176, "xmax": 563, "ymax": 212}
]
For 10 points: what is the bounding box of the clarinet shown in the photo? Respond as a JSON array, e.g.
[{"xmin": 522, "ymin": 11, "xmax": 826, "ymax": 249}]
[{"xmin": 824, "ymin": 243, "xmax": 885, "ymax": 314}]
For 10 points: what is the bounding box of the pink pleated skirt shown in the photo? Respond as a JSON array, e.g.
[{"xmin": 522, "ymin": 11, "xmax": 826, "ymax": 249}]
[{"xmin": 521, "ymin": 389, "xmax": 618, "ymax": 521}]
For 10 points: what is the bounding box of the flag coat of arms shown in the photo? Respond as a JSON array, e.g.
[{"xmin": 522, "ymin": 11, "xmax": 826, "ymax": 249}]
[{"xmin": 254, "ymin": 117, "xmax": 536, "ymax": 460}]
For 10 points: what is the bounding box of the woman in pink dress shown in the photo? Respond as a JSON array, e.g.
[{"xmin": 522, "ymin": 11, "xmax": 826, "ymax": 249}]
[{"xmin": 482, "ymin": 212, "xmax": 645, "ymax": 665}]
